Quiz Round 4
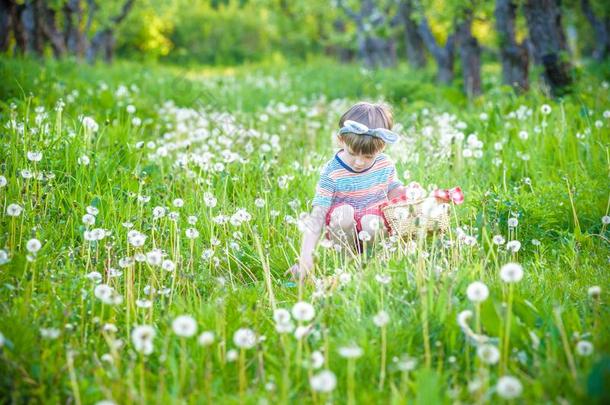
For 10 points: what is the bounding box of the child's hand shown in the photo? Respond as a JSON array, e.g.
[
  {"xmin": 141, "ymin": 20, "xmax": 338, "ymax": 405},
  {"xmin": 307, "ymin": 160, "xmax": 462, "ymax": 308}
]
[{"xmin": 285, "ymin": 255, "xmax": 314, "ymax": 281}]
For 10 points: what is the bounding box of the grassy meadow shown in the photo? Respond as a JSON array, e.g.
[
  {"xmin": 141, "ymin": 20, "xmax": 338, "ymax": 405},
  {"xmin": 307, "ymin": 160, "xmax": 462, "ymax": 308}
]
[{"xmin": 0, "ymin": 56, "xmax": 609, "ymax": 403}]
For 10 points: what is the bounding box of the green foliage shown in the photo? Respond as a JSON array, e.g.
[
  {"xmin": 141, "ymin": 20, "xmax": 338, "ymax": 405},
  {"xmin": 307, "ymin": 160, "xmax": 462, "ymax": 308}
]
[{"xmin": 0, "ymin": 55, "xmax": 608, "ymax": 403}]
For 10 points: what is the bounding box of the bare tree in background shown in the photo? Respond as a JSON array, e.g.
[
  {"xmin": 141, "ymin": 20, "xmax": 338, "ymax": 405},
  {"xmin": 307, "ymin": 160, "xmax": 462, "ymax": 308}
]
[
  {"xmin": 392, "ymin": 0, "xmax": 427, "ymax": 68},
  {"xmin": 455, "ymin": 9, "xmax": 482, "ymax": 97},
  {"xmin": 0, "ymin": 0, "xmax": 134, "ymax": 63},
  {"xmin": 336, "ymin": 0, "xmax": 397, "ymax": 68},
  {"xmin": 524, "ymin": 0, "xmax": 572, "ymax": 95},
  {"xmin": 417, "ymin": 12, "xmax": 456, "ymax": 84},
  {"xmin": 580, "ymin": 0, "xmax": 609, "ymax": 60},
  {"xmin": 87, "ymin": 0, "xmax": 134, "ymax": 63},
  {"xmin": 495, "ymin": 0, "xmax": 529, "ymax": 91}
]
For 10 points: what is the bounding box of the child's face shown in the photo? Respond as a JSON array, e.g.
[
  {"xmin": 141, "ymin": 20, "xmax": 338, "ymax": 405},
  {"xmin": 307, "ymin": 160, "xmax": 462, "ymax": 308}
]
[{"xmin": 341, "ymin": 146, "xmax": 381, "ymax": 171}]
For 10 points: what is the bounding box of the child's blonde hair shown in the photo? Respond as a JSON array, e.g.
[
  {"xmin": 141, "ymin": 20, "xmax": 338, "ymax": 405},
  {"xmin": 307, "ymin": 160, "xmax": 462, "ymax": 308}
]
[{"xmin": 338, "ymin": 101, "xmax": 394, "ymax": 155}]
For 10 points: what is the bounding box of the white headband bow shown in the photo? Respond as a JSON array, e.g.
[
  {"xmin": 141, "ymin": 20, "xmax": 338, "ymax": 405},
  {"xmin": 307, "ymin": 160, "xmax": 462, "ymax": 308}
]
[{"xmin": 338, "ymin": 120, "xmax": 399, "ymax": 144}]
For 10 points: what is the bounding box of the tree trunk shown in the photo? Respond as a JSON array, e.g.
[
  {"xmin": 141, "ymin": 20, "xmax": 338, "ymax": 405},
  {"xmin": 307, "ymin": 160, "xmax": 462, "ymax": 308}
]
[
  {"xmin": 456, "ymin": 17, "xmax": 482, "ymax": 97},
  {"xmin": 21, "ymin": 1, "xmax": 37, "ymax": 54},
  {"xmin": 11, "ymin": 2, "xmax": 25, "ymax": 54},
  {"xmin": 86, "ymin": 0, "xmax": 133, "ymax": 63},
  {"xmin": 64, "ymin": 0, "xmax": 86, "ymax": 57},
  {"xmin": 523, "ymin": 0, "xmax": 572, "ymax": 95},
  {"xmin": 0, "ymin": 0, "xmax": 11, "ymax": 52},
  {"xmin": 396, "ymin": 0, "xmax": 426, "ymax": 68},
  {"xmin": 41, "ymin": 5, "xmax": 67, "ymax": 58},
  {"xmin": 495, "ymin": 0, "xmax": 529, "ymax": 91},
  {"xmin": 580, "ymin": 0, "xmax": 609, "ymax": 60},
  {"xmin": 418, "ymin": 16, "xmax": 455, "ymax": 84},
  {"xmin": 329, "ymin": 18, "xmax": 354, "ymax": 62},
  {"xmin": 337, "ymin": 0, "xmax": 396, "ymax": 69}
]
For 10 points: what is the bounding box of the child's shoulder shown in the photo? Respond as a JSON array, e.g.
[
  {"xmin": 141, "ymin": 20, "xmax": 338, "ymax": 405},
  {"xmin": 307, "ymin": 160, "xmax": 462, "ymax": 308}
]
[
  {"xmin": 318, "ymin": 154, "xmax": 342, "ymax": 176},
  {"xmin": 376, "ymin": 152, "xmax": 397, "ymax": 166}
]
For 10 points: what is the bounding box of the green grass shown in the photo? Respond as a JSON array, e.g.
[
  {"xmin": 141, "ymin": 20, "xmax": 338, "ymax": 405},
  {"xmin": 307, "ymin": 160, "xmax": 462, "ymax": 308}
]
[{"xmin": 0, "ymin": 55, "xmax": 609, "ymax": 404}]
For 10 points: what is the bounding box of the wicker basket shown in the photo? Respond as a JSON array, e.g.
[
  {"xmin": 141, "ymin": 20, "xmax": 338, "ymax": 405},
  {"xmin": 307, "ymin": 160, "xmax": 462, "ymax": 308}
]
[{"xmin": 382, "ymin": 198, "xmax": 451, "ymax": 239}]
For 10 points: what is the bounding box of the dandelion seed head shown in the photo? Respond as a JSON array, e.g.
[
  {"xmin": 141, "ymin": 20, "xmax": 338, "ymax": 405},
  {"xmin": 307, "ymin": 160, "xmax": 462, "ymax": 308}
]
[
  {"xmin": 496, "ymin": 375, "xmax": 523, "ymax": 399},
  {"xmin": 587, "ymin": 286, "xmax": 601, "ymax": 299},
  {"xmin": 500, "ymin": 262, "xmax": 524, "ymax": 283},
  {"xmin": 40, "ymin": 327, "xmax": 60, "ymax": 339},
  {"xmin": 82, "ymin": 214, "xmax": 96, "ymax": 226},
  {"xmin": 6, "ymin": 203, "xmax": 23, "ymax": 217},
  {"xmin": 338, "ymin": 344, "xmax": 363, "ymax": 359},
  {"xmin": 292, "ymin": 301, "xmax": 315, "ymax": 322},
  {"xmin": 375, "ymin": 274, "xmax": 392, "ymax": 285},
  {"xmin": 311, "ymin": 350, "xmax": 325, "ymax": 369},
  {"xmin": 185, "ymin": 228, "xmax": 199, "ymax": 239},
  {"xmin": 294, "ymin": 325, "xmax": 311, "ymax": 340},
  {"xmin": 78, "ymin": 155, "xmax": 90, "ymax": 165},
  {"xmin": 506, "ymin": 240, "xmax": 521, "ymax": 253},
  {"xmin": 26, "ymin": 238, "xmax": 42, "ymax": 253},
  {"xmin": 373, "ymin": 310, "xmax": 390, "ymax": 327},
  {"xmin": 310, "ymin": 370, "xmax": 337, "ymax": 392},
  {"xmin": 131, "ymin": 325, "xmax": 155, "ymax": 355},
  {"xmin": 466, "ymin": 281, "xmax": 489, "ymax": 303},
  {"xmin": 226, "ymin": 349, "xmax": 238, "ymax": 362},
  {"xmin": 273, "ymin": 308, "xmax": 291, "ymax": 324},
  {"xmin": 172, "ymin": 315, "xmax": 197, "ymax": 338},
  {"xmin": 233, "ymin": 328, "xmax": 256, "ymax": 349},
  {"xmin": 198, "ymin": 331, "xmax": 215, "ymax": 346},
  {"xmin": 575, "ymin": 340, "xmax": 593, "ymax": 356},
  {"xmin": 492, "ymin": 235, "xmax": 505, "ymax": 245},
  {"xmin": 27, "ymin": 151, "xmax": 43, "ymax": 162},
  {"xmin": 477, "ymin": 344, "xmax": 500, "ymax": 365}
]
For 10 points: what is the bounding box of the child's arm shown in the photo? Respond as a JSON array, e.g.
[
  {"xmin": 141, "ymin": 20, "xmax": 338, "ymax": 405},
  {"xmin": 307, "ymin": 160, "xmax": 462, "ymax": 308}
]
[
  {"xmin": 387, "ymin": 159, "xmax": 406, "ymax": 200},
  {"xmin": 387, "ymin": 184, "xmax": 407, "ymax": 200},
  {"xmin": 288, "ymin": 205, "xmax": 328, "ymax": 279},
  {"xmin": 287, "ymin": 166, "xmax": 334, "ymax": 279}
]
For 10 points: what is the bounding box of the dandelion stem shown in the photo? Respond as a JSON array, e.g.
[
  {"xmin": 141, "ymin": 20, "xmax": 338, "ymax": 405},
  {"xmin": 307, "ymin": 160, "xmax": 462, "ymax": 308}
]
[
  {"xmin": 66, "ymin": 350, "xmax": 82, "ymax": 405},
  {"xmin": 553, "ymin": 306, "xmax": 578, "ymax": 381},
  {"xmin": 501, "ymin": 284, "xmax": 513, "ymax": 373},
  {"xmin": 254, "ymin": 233, "xmax": 276, "ymax": 310},
  {"xmin": 347, "ymin": 358, "xmax": 356, "ymax": 405},
  {"xmin": 378, "ymin": 325, "xmax": 387, "ymax": 390},
  {"xmin": 239, "ymin": 348, "xmax": 247, "ymax": 399}
]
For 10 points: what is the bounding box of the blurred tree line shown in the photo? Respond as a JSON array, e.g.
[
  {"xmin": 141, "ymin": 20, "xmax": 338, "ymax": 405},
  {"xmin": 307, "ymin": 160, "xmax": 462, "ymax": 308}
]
[{"xmin": 1, "ymin": 0, "xmax": 609, "ymax": 96}]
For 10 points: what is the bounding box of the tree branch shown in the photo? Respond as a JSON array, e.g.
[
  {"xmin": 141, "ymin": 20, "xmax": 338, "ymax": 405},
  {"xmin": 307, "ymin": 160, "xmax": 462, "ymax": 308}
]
[{"xmin": 336, "ymin": 0, "xmax": 361, "ymax": 22}]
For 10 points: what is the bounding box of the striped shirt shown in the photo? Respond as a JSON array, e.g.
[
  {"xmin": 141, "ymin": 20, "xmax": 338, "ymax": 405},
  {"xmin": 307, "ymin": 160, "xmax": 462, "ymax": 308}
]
[{"xmin": 312, "ymin": 149, "xmax": 403, "ymax": 214}]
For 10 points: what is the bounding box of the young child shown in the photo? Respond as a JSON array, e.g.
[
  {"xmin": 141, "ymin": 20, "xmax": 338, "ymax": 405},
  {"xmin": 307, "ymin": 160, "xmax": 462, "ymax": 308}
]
[{"xmin": 288, "ymin": 101, "xmax": 406, "ymax": 279}]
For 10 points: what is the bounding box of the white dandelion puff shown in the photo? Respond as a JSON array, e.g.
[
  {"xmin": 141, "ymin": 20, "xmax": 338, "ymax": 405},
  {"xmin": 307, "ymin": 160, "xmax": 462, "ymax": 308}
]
[
  {"xmin": 26, "ymin": 238, "xmax": 42, "ymax": 253},
  {"xmin": 492, "ymin": 235, "xmax": 505, "ymax": 245},
  {"xmin": 496, "ymin": 375, "xmax": 523, "ymax": 399},
  {"xmin": 477, "ymin": 344, "xmax": 500, "ymax": 365},
  {"xmin": 310, "ymin": 370, "xmax": 337, "ymax": 393},
  {"xmin": 27, "ymin": 151, "xmax": 43, "ymax": 162},
  {"xmin": 198, "ymin": 331, "xmax": 215, "ymax": 346},
  {"xmin": 338, "ymin": 344, "xmax": 363, "ymax": 359},
  {"xmin": 506, "ymin": 240, "xmax": 521, "ymax": 253},
  {"xmin": 291, "ymin": 301, "xmax": 315, "ymax": 322},
  {"xmin": 466, "ymin": 281, "xmax": 489, "ymax": 303},
  {"xmin": 6, "ymin": 203, "xmax": 23, "ymax": 217},
  {"xmin": 587, "ymin": 286, "xmax": 601, "ymax": 299},
  {"xmin": 131, "ymin": 325, "xmax": 155, "ymax": 355},
  {"xmin": 233, "ymin": 328, "xmax": 256, "ymax": 349},
  {"xmin": 373, "ymin": 310, "xmax": 390, "ymax": 327},
  {"xmin": 172, "ymin": 315, "xmax": 197, "ymax": 338},
  {"xmin": 575, "ymin": 340, "xmax": 593, "ymax": 356},
  {"xmin": 500, "ymin": 263, "xmax": 524, "ymax": 283}
]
